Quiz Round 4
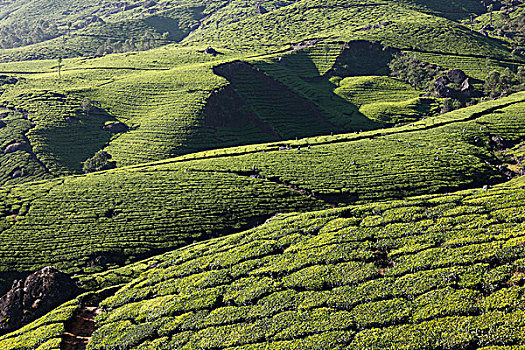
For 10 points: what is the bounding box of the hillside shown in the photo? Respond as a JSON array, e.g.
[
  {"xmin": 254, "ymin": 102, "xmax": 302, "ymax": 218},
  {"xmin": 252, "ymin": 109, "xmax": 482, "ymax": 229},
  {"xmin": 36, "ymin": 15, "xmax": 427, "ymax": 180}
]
[
  {"xmin": 0, "ymin": 0, "xmax": 525, "ymax": 348},
  {"xmin": 3, "ymin": 176, "xmax": 525, "ymax": 349},
  {"xmin": 0, "ymin": 92, "xmax": 522, "ymax": 278}
]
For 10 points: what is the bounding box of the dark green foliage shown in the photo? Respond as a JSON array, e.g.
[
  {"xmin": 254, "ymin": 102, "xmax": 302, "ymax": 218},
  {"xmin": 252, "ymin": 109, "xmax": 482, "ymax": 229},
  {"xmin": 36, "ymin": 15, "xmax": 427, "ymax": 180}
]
[
  {"xmin": 83, "ymin": 151, "xmax": 116, "ymax": 173},
  {"xmin": 388, "ymin": 53, "xmax": 443, "ymax": 90},
  {"xmin": 484, "ymin": 67, "xmax": 525, "ymax": 97}
]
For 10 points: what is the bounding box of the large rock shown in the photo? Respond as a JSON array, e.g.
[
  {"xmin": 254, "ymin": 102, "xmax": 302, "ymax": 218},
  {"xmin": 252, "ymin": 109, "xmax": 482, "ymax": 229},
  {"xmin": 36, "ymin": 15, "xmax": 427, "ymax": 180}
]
[
  {"xmin": 434, "ymin": 75, "xmax": 450, "ymax": 87},
  {"xmin": 102, "ymin": 121, "xmax": 128, "ymax": 134},
  {"xmin": 447, "ymin": 69, "xmax": 467, "ymax": 84},
  {"xmin": 3, "ymin": 142, "xmax": 31, "ymax": 154},
  {"xmin": 0, "ymin": 267, "xmax": 78, "ymax": 334},
  {"xmin": 435, "ymin": 84, "xmax": 452, "ymax": 98},
  {"xmin": 203, "ymin": 46, "xmax": 221, "ymax": 56},
  {"xmin": 460, "ymin": 78, "xmax": 474, "ymax": 97}
]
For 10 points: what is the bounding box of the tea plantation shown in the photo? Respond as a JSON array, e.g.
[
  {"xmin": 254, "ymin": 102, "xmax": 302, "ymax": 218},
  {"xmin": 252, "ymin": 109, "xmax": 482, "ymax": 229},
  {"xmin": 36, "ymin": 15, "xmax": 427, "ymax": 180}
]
[
  {"xmin": 0, "ymin": 92, "xmax": 522, "ymax": 277},
  {"xmin": 5, "ymin": 177, "xmax": 525, "ymax": 349},
  {"xmin": 0, "ymin": 0, "xmax": 525, "ymax": 348},
  {"xmin": 0, "ymin": 0, "xmax": 521, "ymax": 180}
]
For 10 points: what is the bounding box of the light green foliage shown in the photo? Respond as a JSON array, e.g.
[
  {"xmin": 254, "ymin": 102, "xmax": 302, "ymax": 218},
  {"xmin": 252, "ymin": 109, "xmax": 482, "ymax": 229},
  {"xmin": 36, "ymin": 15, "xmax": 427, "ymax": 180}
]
[
  {"xmin": 80, "ymin": 177, "xmax": 525, "ymax": 349},
  {"xmin": 0, "ymin": 93, "xmax": 523, "ymax": 276},
  {"xmin": 335, "ymin": 76, "xmax": 421, "ymax": 106},
  {"xmin": 358, "ymin": 97, "xmax": 441, "ymax": 124}
]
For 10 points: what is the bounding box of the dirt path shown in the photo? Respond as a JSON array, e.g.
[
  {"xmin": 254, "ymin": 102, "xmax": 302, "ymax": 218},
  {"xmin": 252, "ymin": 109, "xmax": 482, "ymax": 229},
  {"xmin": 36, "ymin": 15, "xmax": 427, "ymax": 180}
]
[{"xmin": 61, "ymin": 307, "xmax": 102, "ymax": 350}]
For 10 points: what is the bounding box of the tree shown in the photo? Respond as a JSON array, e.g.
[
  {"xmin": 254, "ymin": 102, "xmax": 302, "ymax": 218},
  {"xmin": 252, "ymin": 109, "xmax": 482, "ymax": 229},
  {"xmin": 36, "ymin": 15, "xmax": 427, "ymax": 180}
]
[
  {"xmin": 57, "ymin": 57, "xmax": 63, "ymax": 79},
  {"xmin": 484, "ymin": 70, "xmax": 501, "ymax": 97},
  {"xmin": 81, "ymin": 97, "xmax": 93, "ymax": 115},
  {"xmin": 518, "ymin": 66, "xmax": 525, "ymax": 83},
  {"xmin": 388, "ymin": 54, "xmax": 441, "ymax": 90},
  {"xmin": 83, "ymin": 151, "xmax": 116, "ymax": 173}
]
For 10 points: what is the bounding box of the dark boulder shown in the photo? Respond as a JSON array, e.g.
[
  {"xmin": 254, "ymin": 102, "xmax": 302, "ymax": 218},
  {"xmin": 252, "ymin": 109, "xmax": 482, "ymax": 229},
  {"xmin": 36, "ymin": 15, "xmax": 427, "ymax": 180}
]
[
  {"xmin": 435, "ymin": 84, "xmax": 452, "ymax": 98},
  {"xmin": 434, "ymin": 75, "xmax": 450, "ymax": 87},
  {"xmin": 460, "ymin": 78, "xmax": 474, "ymax": 97},
  {"xmin": 0, "ymin": 267, "xmax": 78, "ymax": 334},
  {"xmin": 102, "ymin": 121, "xmax": 128, "ymax": 134},
  {"xmin": 203, "ymin": 46, "xmax": 221, "ymax": 56},
  {"xmin": 447, "ymin": 69, "xmax": 467, "ymax": 84},
  {"xmin": 4, "ymin": 142, "xmax": 31, "ymax": 154}
]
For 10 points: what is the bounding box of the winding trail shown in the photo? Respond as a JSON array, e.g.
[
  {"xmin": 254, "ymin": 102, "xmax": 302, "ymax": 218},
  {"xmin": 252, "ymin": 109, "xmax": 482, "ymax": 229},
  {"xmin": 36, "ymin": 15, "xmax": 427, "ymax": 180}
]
[{"xmin": 61, "ymin": 307, "xmax": 102, "ymax": 350}]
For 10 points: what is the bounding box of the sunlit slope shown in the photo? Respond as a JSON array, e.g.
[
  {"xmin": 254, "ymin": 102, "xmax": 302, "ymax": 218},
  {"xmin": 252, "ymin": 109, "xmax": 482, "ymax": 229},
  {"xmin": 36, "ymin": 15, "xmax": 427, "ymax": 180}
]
[
  {"xmin": 184, "ymin": 0, "xmax": 520, "ymax": 62},
  {"xmin": 7, "ymin": 176, "xmax": 525, "ymax": 349},
  {"xmin": 0, "ymin": 0, "xmax": 521, "ymax": 180},
  {"xmin": 0, "ymin": 93, "xmax": 522, "ymax": 277},
  {"xmin": 86, "ymin": 182, "xmax": 525, "ymax": 349},
  {"xmin": 176, "ymin": 93, "xmax": 525, "ymax": 203}
]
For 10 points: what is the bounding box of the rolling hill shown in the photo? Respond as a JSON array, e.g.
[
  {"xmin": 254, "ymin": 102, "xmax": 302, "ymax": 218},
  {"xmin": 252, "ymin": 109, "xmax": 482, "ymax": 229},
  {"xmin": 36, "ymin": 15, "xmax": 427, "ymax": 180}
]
[
  {"xmin": 0, "ymin": 0, "xmax": 525, "ymax": 348},
  {"xmin": 4, "ymin": 175, "xmax": 525, "ymax": 349}
]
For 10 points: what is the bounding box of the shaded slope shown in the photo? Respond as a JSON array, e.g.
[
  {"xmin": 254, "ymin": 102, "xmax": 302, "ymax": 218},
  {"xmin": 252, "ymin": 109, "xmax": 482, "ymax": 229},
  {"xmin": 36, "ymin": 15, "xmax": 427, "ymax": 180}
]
[
  {"xmin": 397, "ymin": 0, "xmax": 485, "ymax": 20},
  {"xmin": 212, "ymin": 61, "xmax": 336, "ymax": 139},
  {"xmin": 4, "ymin": 91, "xmax": 117, "ymax": 176}
]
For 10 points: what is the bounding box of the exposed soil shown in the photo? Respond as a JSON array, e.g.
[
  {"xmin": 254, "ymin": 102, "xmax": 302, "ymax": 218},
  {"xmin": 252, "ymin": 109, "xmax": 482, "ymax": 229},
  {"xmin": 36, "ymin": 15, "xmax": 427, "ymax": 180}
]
[{"xmin": 61, "ymin": 307, "xmax": 103, "ymax": 350}]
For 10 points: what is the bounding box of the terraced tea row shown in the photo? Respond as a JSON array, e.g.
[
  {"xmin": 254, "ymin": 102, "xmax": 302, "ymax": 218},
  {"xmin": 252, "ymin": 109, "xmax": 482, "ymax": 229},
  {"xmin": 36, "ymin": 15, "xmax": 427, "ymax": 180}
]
[
  {"xmin": 0, "ymin": 93, "xmax": 521, "ymax": 278},
  {"xmin": 0, "ymin": 165, "xmax": 325, "ymax": 275},
  {"xmin": 7, "ymin": 176, "xmax": 525, "ymax": 349},
  {"xmin": 82, "ymin": 178, "xmax": 525, "ymax": 349},
  {"xmin": 178, "ymin": 92, "xmax": 525, "ymax": 204}
]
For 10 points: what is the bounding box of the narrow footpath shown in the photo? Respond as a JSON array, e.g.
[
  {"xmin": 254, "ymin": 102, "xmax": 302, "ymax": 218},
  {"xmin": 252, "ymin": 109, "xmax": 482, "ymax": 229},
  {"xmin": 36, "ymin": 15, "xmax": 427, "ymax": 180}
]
[{"xmin": 61, "ymin": 307, "xmax": 102, "ymax": 350}]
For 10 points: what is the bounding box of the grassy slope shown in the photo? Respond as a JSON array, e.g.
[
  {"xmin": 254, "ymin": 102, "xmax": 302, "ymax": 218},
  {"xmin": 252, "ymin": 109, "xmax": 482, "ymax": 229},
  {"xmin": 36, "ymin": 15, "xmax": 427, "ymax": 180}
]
[
  {"xmin": 183, "ymin": 0, "xmax": 519, "ymax": 61},
  {"xmin": 0, "ymin": 92, "xmax": 521, "ymax": 277},
  {"xmin": 0, "ymin": 0, "xmax": 519, "ymax": 184},
  {"xmin": 5, "ymin": 176, "xmax": 525, "ymax": 349}
]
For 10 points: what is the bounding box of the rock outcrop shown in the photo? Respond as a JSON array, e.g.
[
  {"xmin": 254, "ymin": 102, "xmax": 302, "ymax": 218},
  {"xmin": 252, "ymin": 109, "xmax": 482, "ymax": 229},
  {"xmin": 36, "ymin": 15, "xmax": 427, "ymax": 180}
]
[
  {"xmin": 0, "ymin": 267, "xmax": 78, "ymax": 335},
  {"xmin": 3, "ymin": 142, "xmax": 31, "ymax": 154},
  {"xmin": 447, "ymin": 69, "xmax": 467, "ymax": 84},
  {"xmin": 102, "ymin": 121, "xmax": 128, "ymax": 134}
]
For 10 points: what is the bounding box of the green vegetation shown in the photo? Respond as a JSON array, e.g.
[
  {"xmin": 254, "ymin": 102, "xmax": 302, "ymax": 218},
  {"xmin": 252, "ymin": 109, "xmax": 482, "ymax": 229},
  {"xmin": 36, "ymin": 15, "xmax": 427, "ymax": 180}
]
[
  {"xmin": 0, "ymin": 0, "xmax": 525, "ymax": 347},
  {"xmin": 37, "ymin": 178, "xmax": 525, "ymax": 349},
  {"xmin": 0, "ymin": 92, "xmax": 521, "ymax": 278},
  {"xmin": 334, "ymin": 76, "xmax": 422, "ymax": 106}
]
